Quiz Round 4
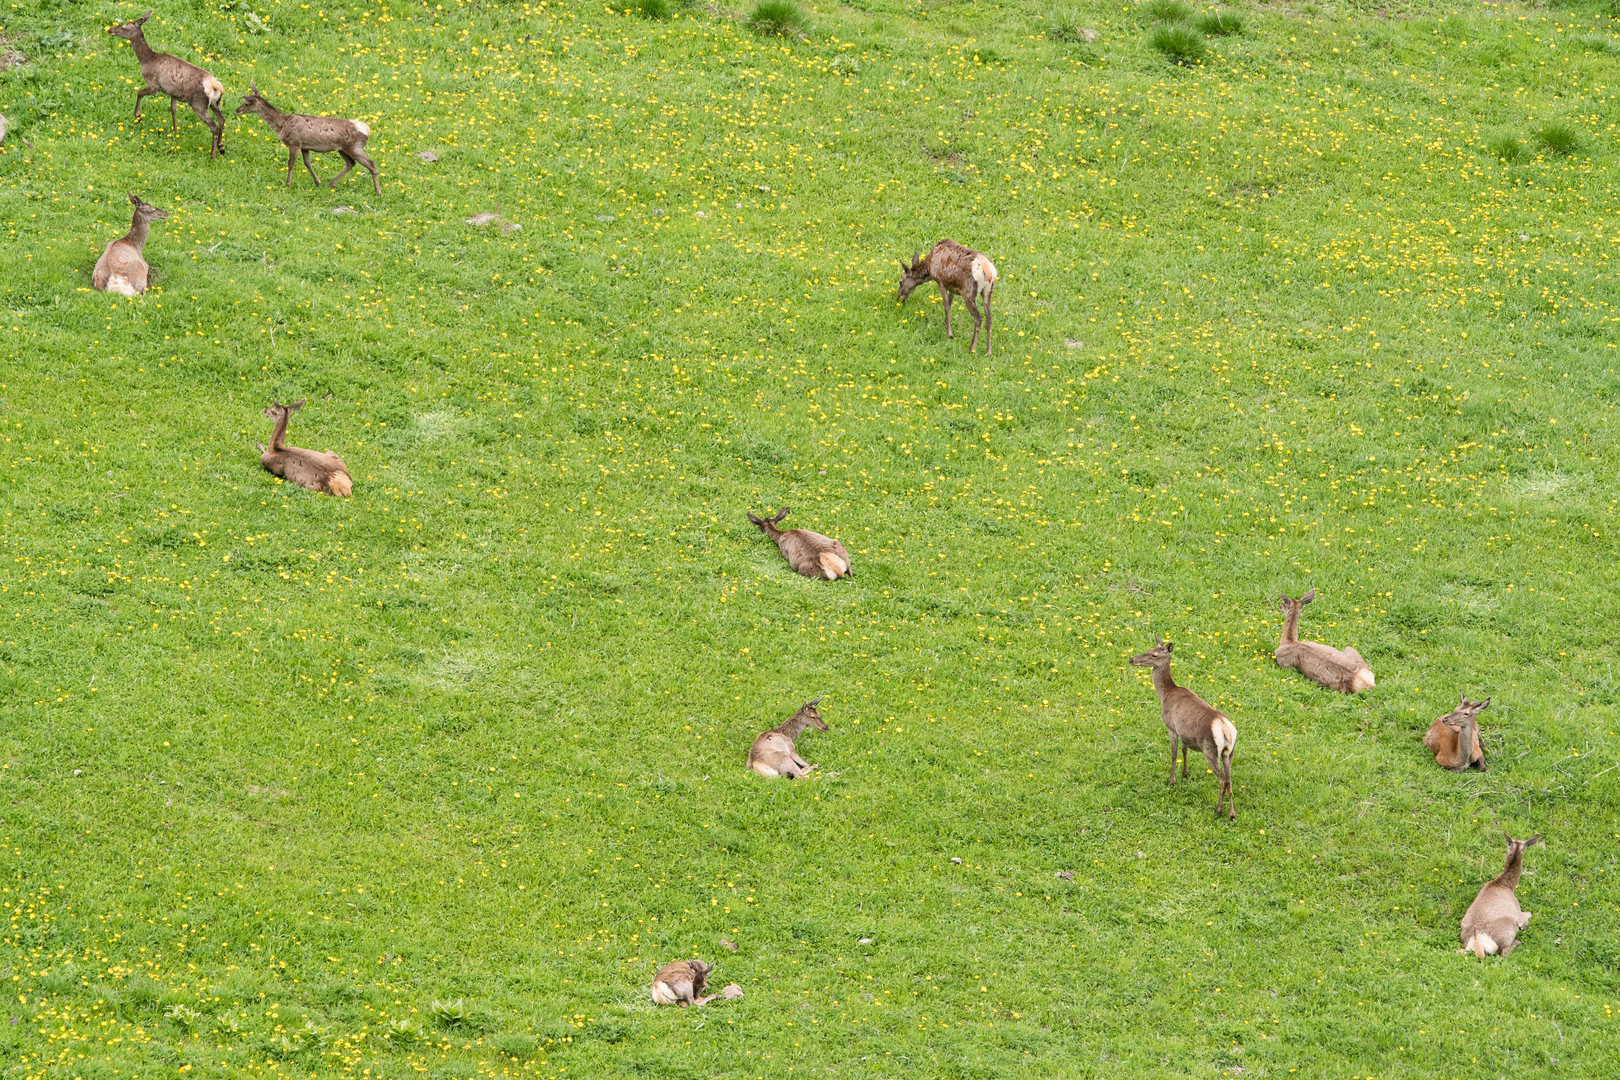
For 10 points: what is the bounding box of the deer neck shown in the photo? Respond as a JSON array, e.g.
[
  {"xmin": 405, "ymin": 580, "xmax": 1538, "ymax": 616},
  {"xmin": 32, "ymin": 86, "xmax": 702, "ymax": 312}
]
[
  {"xmin": 1279, "ymin": 606, "xmax": 1300, "ymax": 647},
  {"xmin": 258, "ymin": 101, "xmax": 290, "ymax": 132},
  {"xmin": 1151, "ymin": 663, "xmax": 1178, "ymax": 703},
  {"xmin": 269, "ymin": 411, "xmax": 291, "ymax": 452},
  {"xmin": 123, "ymin": 216, "xmax": 151, "ymax": 253},
  {"xmin": 1493, "ymin": 846, "xmax": 1524, "ymax": 891},
  {"xmin": 756, "ymin": 520, "xmax": 783, "ymax": 540},
  {"xmin": 130, "ymin": 30, "xmax": 158, "ymax": 64},
  {"xmin": 1457, "ymin": 716, "xmax": 1477, "ymax": 764}
]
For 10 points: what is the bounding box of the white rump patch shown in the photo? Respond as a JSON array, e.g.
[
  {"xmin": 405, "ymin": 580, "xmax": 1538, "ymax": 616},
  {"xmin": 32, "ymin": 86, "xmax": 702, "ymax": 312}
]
[
  {"xmin": 1353, "ymin": 669, "xmax": 1376, "ymax": 691},
  {"xmin": 972, "ymin": 255, "xmax": 998, "ymax": 290},
  {"xmin": 104, "ymin": 275, "xmax": 138, "ymax": 298},
  {"xmin": 650, "ymin": 982, "xmax": 677, "ymax": 1006},
  {"xmin": 203, "ymin": 77, "xmax": 224, "ymax": 105},
  {"xmin": 1464, "ymin": 933, "xmax": 1498, "ymax": 957},
  {"xmin": 354, "ymin": 121, "xmax": 371, "ymax": 137}
]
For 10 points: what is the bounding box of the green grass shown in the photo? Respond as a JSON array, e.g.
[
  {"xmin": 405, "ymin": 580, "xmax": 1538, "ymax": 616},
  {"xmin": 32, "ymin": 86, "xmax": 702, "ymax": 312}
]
[
  {"xmin": 1143, "ymin": 0, "xmax": 1193, "ymax": 23},
  {"xmin": 1536, "ymin": 120, "xmax": 1581, "ymax": 156},
  {"xmin": 3, "ymin": 1, "xmax": 1620, "ymax": 1078},
  {"xmin": 747, "ymin": 0, "xmax": 808, "ymax": 38},
  {"xmin": 1150, "ymin": 20, "xmax": 1207, "ymax": 64},
  {"xmin": 1195, "ymin": 9, "xmax": 1245, "ymax": 36}
]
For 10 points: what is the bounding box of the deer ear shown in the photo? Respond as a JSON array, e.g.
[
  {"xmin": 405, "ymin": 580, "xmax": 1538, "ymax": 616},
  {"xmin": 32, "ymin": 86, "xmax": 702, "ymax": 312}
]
[
  {"xmin": 1479, "ymin": 697, "xmax": 1490, "ymax": 709},
  {"xmin": 291, "ymin": 398, "xmax": 307, "ymax": 409},
  {"xmin": 251, "ymin": 78, "xmax": 259, "ymax": 94},
  {"xmin": 1300, "ymin": 588, "xmax": 1317, "ymax": 603},
  {"xmin": 129, "ymin": 192, "xmax": 141, "ymax": 206},
  {"xmin": 138, "ymin": 9, "xmax": 153, "ymax": 23},
  {"xmin": 1154, "ymin": 633, "xmax": 1165, "ymax": 647}
]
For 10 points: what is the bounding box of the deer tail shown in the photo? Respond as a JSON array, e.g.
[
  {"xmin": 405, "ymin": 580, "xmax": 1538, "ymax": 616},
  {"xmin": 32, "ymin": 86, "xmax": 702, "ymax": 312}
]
[
  {"xmin": 328, "ymin": 472, "xmax": 354, "ymax": 498},
  {"xmin": 203, "ymin": 76, "xmax": 225, "ymax": 107},
  {"xmin": 1212, "ymin": 715, "xmax": 1237, "ymax": 758}
]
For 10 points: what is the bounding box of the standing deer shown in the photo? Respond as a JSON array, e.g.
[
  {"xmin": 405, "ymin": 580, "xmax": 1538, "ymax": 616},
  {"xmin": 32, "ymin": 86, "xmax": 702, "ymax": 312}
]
[
  {"xmin": 107, "ymin": 11, "xmax": 226, "ymax": 158},
  {"xmin": 92, "ymin": 193, "xmax": 168, "ymax": 297},
  {"xmin": 897, "ymin": 239, "xmax": 998, "ymax": 355},
  {"xmin": 1129, "ymin": 635, "xmax": 1237, "ymax": 819},
  {"xmin": 236, "ymin": 81, "xmax": 380, "ymax": 195},
  {"xmin": 1424, "ymin": 694, "xmax": 1490, "ymax": 771},
  {"xmin": 650, "ymin": 959, "xmax": 717, "ymax": 1006},
  {"xmin": 747, "ymin": 508, "xmax": 852, "ymax": 580},
  {"xmin": 1459, "ymin": 833, "xmax": 1542, "ymax": 958},
  {"xmin": 747, "ymin": 698, "xmax": 828, "ymax": 779},
  {"xmin": 1274, "ymin": 589, "xmax": 1375, "ymax": 693},
  {"xmin": 255, "ymin": 400, "xmax": 353, "ymax": 497}
]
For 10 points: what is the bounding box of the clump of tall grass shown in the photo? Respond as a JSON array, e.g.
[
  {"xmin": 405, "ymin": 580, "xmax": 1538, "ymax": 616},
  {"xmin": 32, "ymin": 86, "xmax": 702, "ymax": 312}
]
[
  {"xmin": 629, "ymin": 0, "xmax": 669, "ymax": 18},
  {"xmin": 1486, "ymin": 134, "xmax": 1522, "ymax": 163},
  {"xmin": 1536, "ymin": 122, "xmax": 1580, "ymax": 156},
  {"xmin": 1145, "ymin": 0, "xmax": 1193, "ymax": 21},
  {"xmin": 748, "ymin": 0, "xmax": 807, "ymax": 37},
  {"xmin": 1151, "ymin": 21, "xmax": 1206, "ymax": 64},
  {"xmin": 1048, "ymin": 7, "xmax": 1096, "ymax": 43},
  {"xmin": 1196, "ymin": 10, "xmax": 1244, "ymax": 35}
]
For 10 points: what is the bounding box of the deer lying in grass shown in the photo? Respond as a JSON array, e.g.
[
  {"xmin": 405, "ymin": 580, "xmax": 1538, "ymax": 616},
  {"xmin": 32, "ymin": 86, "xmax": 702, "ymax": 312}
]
[
  {"xmin": 1424, "ymin": 694, "xmax": 1490, "ymax": 771},
  {"xmin": 1460, "ymin": 833, "xmax": 1542, "ymax": 958},
  {"xmin": 747, "ymin": 508, "xmax": 852, "ymax": 580},
  {"xmin": 93, "ymin": 194, "xmax": 168, "ymax": 297},
  {"xmin": 107, "ymin": 11, "xmax": 226, "ymax": 158},
  {"xmin": 897, "ymin": 239, "xmax": 999, "ymax": 355},
  {"xmin": 1274, "ymin": 590, "xmax": 1375, "ymax": 693},
  {"xmin": 256, "ymin": 400, "xmax": 353, "ymax": 497},
  {"xmin": 236, "ymin": 81, "xmax": 380, "ymax": 195},
  {"xmin": 1129, "ymin": 635, "xmax": 1236, "ymax": 819},
  {"xmin": 747, "ymin": 698, "xmax": 828, "ymax": 779},
  {"xmin": 650, "ymin": 959, "xmax": 716, "ymax": 1006}
]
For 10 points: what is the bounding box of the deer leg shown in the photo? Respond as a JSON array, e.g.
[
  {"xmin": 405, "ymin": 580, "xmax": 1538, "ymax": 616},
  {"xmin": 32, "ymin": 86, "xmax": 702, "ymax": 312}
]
[
  {"xmin": 133, "ymin": 86, "xmax": 156, "ymax": 121},
  {"xmin": 1167, "ymin": 733, "xmax": 1178, "ymax": 785},
  {"xmin": 209, "ymin": 102, "xmax": 226, "ymax": 155},
  {"xmin": 984, "ymin": 287, "xmax": 993, "ymax": 356},
  {"xmin": 302, "ymin": 149, "xmax": 324, "ymax": 187},
  {"xmin": 285, "ymin": 147, "xmax": 299, "ymax": 187},
  {"xmin": 962, "ymin": 293, "xmax": 983, "ymax": 353},
  {"xmin": 169, "ymin": 97, "xmax": 180, "ymax": 133},
  {"xmin": 940, "ymin": 284, "xmax": 953, "ymax": 339},
  {"xmin": 329, "ymin": 151, "xmax": 358, "ymax": 188},
  {"xmin": 356, "ymin": 150, "xmax": 381, "ymax": 195}
]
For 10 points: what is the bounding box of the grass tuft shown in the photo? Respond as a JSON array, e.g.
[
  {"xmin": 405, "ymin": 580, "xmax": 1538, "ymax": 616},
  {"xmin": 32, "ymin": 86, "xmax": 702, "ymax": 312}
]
[
  {"xmin": 1536, "ymin": 122, "xmax": 1580, "ymax": 155},
  {"xmin": 747, "ymin": 0, "xmax": 806, "ymax": 37},
  {"xmin": 1151, "ymin": 21, "xmax": 1207, "ymax": 64},
  {"xmin": 1486, "ymin": 133, "xmax": 1523, "ymax": 163},
  {"xmin": 1144, "ymin": 0, "xmax": 1193, "ymax": 21},
  {"xmin": 628, "ymin": 0, "xmax": 670, "ymax": 18},
  {"xmin": 1047, "ymin": 7, "xmax": 1096, "ymax": 43},
  {"xmin": 1195, "ymin": 9, "xmax": 1244, "ymax": 35}
]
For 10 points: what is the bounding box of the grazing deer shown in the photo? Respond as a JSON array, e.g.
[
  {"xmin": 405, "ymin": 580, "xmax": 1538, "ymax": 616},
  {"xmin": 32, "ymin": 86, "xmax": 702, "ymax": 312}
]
[
  {"xmin": 1424, "ymin": 694, "xmax": 1490, "ymax": 771},
  {"xmin": 650, "ymin": 959, "xmax": 717, "ymax": 1007},
  {"xmin": 1274, "ymin": 590, "xmax": 1375, "ymax": 693},
  {"xmin": 236, "ymin": 81, "xmax": 380, "ymax": 195},
  {"xmin": 897, "ymin": 239, "xmax": 998, "ymax": 355},
  {"xmin": 93, "ymin": 193, "xmax": 168, "ymax": 297},
  {"xmin": 747, "ymin": 508, "xmax": 852, "ymax": 580},
  {"xmin": 255, "ymin": 400, "xmax": 353, "ymax": 497},
  {"xmin": 1129, "ymin": 635, "xmax": 1236, "ymax": 819},
  {"xmin": 747, "ymin": 698, "xmax": 828, "ymax": 779},
  {"xmin": 107, "ymin": 11, "xmax": 226, "ymax": 158},
  {"xmin": 1459, "ymin": 833, "xmax": 1542, "ymax": 958}
]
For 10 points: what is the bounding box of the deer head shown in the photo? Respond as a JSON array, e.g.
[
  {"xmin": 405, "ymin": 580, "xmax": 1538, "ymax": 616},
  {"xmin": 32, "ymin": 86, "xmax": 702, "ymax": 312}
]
[
  {"xmin": 896, "ymin": 252, "xmax": 931, "ymax": 301},
  {"xmin": 1279, "ymin": 589, "xmax": 1317, "ymax": 613},
  {"xmin": 235, "ymin": 80, "xmax": 270, "ymax": 116},
  {"xmin": 128, "ymin": 192, "xmax": 170, "ymax": 225},
  {"xmin": 1128, "ymin": 635, "xmax": 1173, "ymax": 668},
  {"xmin": 794, "ymin": 696, "xmax": 829, "ymax": 732},
  {"xmin": 262, "ymin": 398, "xmax": 307, "ymax": 420},
  {"xmin": 107, "ymin": 10, "xmax": 154, "ymax": 39}
]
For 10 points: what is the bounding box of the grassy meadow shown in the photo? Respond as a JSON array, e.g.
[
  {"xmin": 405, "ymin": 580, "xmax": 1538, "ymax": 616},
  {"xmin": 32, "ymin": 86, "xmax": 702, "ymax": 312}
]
[{"xmin": 3, "ymin": 0, "xmax": 1620, "ymax": 1075}]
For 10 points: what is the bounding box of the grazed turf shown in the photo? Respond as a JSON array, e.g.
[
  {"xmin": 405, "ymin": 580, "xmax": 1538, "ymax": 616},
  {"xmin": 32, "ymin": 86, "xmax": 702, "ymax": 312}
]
[{"xmin": 2, "ymin": 1, "xmax": 1618, "ymax": 1077}]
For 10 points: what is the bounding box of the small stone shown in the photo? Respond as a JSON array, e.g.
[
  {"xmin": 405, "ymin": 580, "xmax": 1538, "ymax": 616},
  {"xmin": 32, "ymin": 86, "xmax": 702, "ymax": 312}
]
[
  {"xmin": 1056, "ymin": 870, "xmax": 1075, "ymax": 881},
  {"xmin": 595, "ymin": 214, "xmax": 615, "ymax": 223},
  {"xmin": 719, "ymin": 939, "xmax": 738, "ymax": 953},
  {"xmin": 1064, "ymin": 338, "xmax": 1084, "ymax": 349},
  {"xmin": 415, "ymin": 150, "xmax": 438, "ymax": 163},
  {"xmin": 858, "ymin": 938, "xmax": 874, "ymax": 945},
  {"xmin": 1080, "ymin": 27, "xmax": 1099, "ymax": 43},
  {"xmin": 950, "ymin": 856, "xmax": 962, "ymax": 865},
  {"xmin": 1136, "ymin": 851, "xmax": 1146, "ymax": 859},
  {"xmin": 332, "ymin": 206, "xmax": 357, "ymax": 215},
  {"xmin": 720, "ymin": 983, "xmax": 743, "ymax": 1000}
]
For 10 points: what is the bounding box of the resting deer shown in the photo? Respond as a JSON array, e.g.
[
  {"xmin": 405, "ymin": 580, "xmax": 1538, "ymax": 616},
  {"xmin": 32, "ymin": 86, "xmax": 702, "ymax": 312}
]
[
  {"xmin": 1129, "ymin": 635, "xmax": 1236, "ymax": 819},
  {"xmin": 236, "ymin": 81, "xmax": 380, "ymax": 195},
  {"xmin": 1274, "ymin": 589, "xmax": 1375, "ymax": 693},
  {"xmin": 748, "ymin": 698, "xmax": 828, "ymax": 779},
  {"xmin": 93, "ymin": 193, "xmax": 168, "ymax": 297},
  {"xmin": 747, "ymin": 508, "xmax": 852, "ymax": 580},
  {"xmin": 1460, "ymin": 832, "xmax": 1542, "ymax": 958},
  {"xmin": 256, "ymin": 400, "xmax": 353, "ymax": 497},
  {"xmin": 107, "ymin": 11, "xmax": 226, "ymax": 158},
  {"xmin": 1424, "ymin": 694, "xmax": 1490, "ymax": 771},
  {"xmin": 897, "ymin": 239, "xmax": 998, "ymax": 355},
  {"xmin": 650, "ymin": 959, "xmax": 717, "ymax": 1006}
]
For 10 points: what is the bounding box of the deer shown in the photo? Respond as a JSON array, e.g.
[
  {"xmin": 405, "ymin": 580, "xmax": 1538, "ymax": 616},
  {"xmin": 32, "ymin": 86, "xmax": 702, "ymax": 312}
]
[
  {"xmin": 92, "ymin": 193, "xmax": 168, "ymax": 297},
  {"xmin": 236, "ymin": 81, "xmax": 380, "ymax": 195},
  {"xmin": 106, "ymin": 11, "xmax": 226, "ymax": 159},
  {"xmin": 1459, "ymin": 832, "xmax": 1543, "ymax": 958},
  {"xmin": 747, "ymin": 508, "xmax": 852, "ymax": 580},
  {"xmin": 1129, "ymin": 635, "xmax": 1237, "ymax": 819},
  {"xmin": 650, "ymin": 959, "xmax": 717, "ymax": 1007},
  {"xmin": 1424, "ymin": 694, "xmax": 1490, "ymax": 771},
  {"xmin": 255, "ymin": 400, "xmax": 353, "ymax": 497},
  {"xmin": 896, "ymin": 239, "xmax": 999, "ymax": 355},
  {"xmin": 1274, "ymin": 589, "xmax": 1375, "ymax": 693},
  {"xmin": 747, "ymin": 698, "xmax": 828, "ymax": 779}
]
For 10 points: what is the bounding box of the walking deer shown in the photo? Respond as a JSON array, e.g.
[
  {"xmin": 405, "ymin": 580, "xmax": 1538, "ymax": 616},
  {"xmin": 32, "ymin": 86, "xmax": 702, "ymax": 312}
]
[
  {"xmin": 1274, "ymin": 590, "xmax": 1375, "ymax": 693},
  {"xmin": 93, "ymin": 193, "xmax": 168, "ymax": 297},
  {"xmin": 256, "ymin": 400, "xmax": 353, "ymax": 497},
  {"xmin": 747, "ymin": 698, "xmax": 828, "ymax": 779},
  {"xmin": 107, "ymin": 11, "xmax": 226, "ymax": 158},
  {"xmin": 1459, "ymin": 833, "xmax": 1542, "ymax": 958},
  {"xmin": 1424, "ymin": 694, "xmax": 1490, "ymax": 771},
  {"xmin": 1129, "ymin": 636, "xmax": 1236, "ymax": 819},
  {"xmin": 747, "ymin": 508, "xmax": 852, "ymax": 580},
  {"xmin": 650, "ymin": 959, "xmax": 717, "ymax": 1006},
  {"xmin": 897, "ymin": 239, "xmax": 998, "ymax": 355},
  {"xmin": 236, "ymin": 81, "xmax": 380, "ymax": 194}
]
